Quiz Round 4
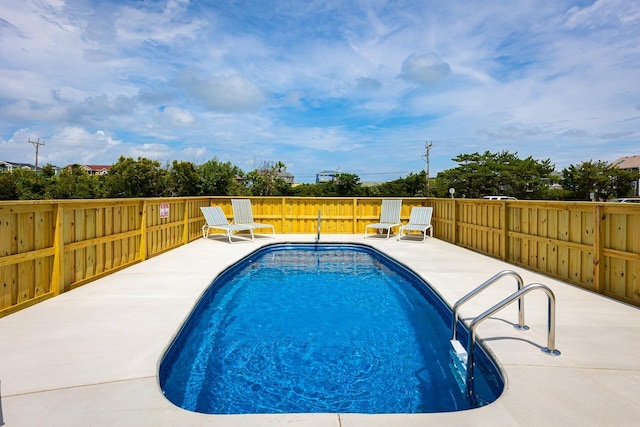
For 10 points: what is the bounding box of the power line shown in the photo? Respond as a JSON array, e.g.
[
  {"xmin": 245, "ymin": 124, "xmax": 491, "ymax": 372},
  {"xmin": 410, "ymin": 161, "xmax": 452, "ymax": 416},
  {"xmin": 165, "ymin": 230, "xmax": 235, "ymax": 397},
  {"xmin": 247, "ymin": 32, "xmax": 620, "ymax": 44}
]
[
  {"xmin": 28, "ymin": 138, "xmax": 45, "ymax": 171},
  {"xmin": 357, "ymin": 171, "xmax": 414, "ymax": 177},
  {"xmin": 422, "ymin": 141, "xmax": 433, "ymax": 196}
]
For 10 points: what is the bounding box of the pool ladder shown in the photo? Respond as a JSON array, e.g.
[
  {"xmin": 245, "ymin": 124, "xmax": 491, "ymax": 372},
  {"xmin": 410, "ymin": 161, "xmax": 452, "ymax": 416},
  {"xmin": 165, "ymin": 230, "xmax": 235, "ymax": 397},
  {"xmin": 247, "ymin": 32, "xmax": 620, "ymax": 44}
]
[
  {"xmin": 450, "ymin": 270, "xmax": 561, "ymax": 394},
  {"xmin": 315, "ymin": 210, "xmax": 321, "ymax": 242}
]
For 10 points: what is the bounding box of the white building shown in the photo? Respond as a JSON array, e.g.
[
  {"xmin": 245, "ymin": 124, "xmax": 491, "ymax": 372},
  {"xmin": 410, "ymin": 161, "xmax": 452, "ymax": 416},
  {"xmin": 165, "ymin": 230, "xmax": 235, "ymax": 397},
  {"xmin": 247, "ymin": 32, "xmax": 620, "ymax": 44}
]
[{"xmin": 316, "ymin": 168, "xmax": 342, "ymax": 183}]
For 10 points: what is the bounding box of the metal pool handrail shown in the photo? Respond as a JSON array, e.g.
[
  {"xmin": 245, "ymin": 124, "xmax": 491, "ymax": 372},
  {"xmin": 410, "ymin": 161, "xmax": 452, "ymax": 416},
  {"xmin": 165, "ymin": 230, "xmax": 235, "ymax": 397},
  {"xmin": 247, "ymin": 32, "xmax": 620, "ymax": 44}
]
[
  {"xmin": 465, "ymin": 283, "xmax": 561, "ymax": 390},
  {"xmin": 316, "ymin": 210, "xmax": 321, "ymax": 242},
  {"xmin": 451, "ymin": 270, "xmax": 527, "ymax": 342}
]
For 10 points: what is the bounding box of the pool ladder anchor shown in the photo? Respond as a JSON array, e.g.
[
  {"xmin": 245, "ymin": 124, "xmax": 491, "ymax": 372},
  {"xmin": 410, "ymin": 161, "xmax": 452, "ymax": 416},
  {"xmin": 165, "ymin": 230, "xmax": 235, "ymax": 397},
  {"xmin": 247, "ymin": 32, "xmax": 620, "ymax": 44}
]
[{"xmin": 449, "ymin": 271, "xmax": 561, "ymax": 395}]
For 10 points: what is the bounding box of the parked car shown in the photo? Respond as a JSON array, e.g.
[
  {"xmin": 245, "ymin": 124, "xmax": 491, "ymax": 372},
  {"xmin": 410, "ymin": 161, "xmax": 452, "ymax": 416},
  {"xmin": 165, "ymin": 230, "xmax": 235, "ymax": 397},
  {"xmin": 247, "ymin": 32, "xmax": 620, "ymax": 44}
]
[
  {"xmin": 482, "ymin": 196, "xmax": 517, "ymax": 200},
  {"xmin": 609, "ymin": 198, "xmax": 640, "ymax": 203}
]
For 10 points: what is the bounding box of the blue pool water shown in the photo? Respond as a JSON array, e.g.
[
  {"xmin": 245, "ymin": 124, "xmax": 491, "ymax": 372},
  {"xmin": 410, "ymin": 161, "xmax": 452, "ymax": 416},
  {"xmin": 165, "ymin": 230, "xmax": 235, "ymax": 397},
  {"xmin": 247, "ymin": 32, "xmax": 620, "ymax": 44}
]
[{"xmin": 159, "ymin": 243, "xmax": 503, "ymax": 414}]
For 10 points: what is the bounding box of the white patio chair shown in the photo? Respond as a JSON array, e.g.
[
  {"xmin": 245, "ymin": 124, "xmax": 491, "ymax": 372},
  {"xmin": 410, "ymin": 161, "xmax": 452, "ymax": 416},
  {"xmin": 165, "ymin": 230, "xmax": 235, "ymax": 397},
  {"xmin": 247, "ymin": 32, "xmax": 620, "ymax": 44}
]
[
  {"xmin": 231, "ymin": 199, "xmax": 276, "ymax": 237},
  {"xmin": 364, "ymin": 199, "xmax": 402, "ymax": 239},
  {"xmin": 200, "ymin": 206, "xmax": 254, "ymax": 243},
  {"xmin": 398, "ymin": 207, "xmax": 433, "ymax": 242}
]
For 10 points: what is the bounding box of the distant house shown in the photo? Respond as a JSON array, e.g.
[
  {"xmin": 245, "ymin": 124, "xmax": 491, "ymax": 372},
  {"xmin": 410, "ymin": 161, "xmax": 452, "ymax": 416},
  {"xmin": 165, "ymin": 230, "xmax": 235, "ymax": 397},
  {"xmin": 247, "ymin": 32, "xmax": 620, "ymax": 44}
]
[
  {"xmin": 236, "ymin": 170, "xmax": 294, "ymax": 185},
  {"xmin": 611, "ymin": 155, "xmax": 640, "ymax": 196},
  {"xmin": 65, "ymin": 164, "xmax": 112, "ymax": 175},
  {"xmin": 316, "ymin": 168, "xmax": 342, "ymax": 183},
  {"xmin": 277, "ymin": 171, "xmax": 295, "ymax": 184},
  {"xmin": 0, "ymin": 161, "xmax": 35, "ymax": 172},
  {"xmin": 543, "ymin": 172, "xmax": 563, "ymax": 191},
  {"xmin": 1, "ymin": 161, "xmax": 62, "ymax": 175}
]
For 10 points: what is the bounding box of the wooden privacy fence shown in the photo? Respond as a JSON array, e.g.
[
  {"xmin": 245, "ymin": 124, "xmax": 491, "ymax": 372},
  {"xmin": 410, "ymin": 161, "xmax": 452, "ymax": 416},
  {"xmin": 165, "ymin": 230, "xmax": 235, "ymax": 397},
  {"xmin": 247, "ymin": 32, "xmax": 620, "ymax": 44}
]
[
  {"xmin": 430, "ymin": 198, "xmax": 640, "ymax": 307},
  {"xmin": 1, "ymin": 197, "xmax": 639, "ymax": 317},
  {"xmin": 0, "ymin": 197, "xmax": 212, "ymax": 317}
]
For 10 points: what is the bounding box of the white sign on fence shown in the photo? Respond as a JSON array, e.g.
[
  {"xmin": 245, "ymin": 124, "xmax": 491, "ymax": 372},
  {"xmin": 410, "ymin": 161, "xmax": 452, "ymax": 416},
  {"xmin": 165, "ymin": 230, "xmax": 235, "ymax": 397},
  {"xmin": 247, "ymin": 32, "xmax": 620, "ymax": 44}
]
[{"xmin": 159, "ymin": 203, "xmax": 170, "ymax": 219}]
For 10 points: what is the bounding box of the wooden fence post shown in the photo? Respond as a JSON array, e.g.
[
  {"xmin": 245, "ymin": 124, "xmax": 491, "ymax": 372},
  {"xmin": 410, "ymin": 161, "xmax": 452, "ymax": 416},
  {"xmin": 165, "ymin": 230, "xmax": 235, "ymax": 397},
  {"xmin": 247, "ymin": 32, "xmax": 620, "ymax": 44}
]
[
  {"xmin": 353, "ymin": 198, "xmax": 358, "ymax": 234},
  {"xmin": 281, "ymin": 197, "xmax": 286, "ymax": 233},
  {"xmin": 451, "ymin": 198, "xmax": 457, "ymax": 244},
  {"xmin": 139, "ymin": 201, "xmax": 148, "ymax": 261},
  {"xmin": 50, "ymin": 204, "xmax": 64, "ymax": 296},
  {"xmin": 182, "ymin": 199, "xmax": 189, "ymax": 244},
  {"xmin": 593, "ymin": 204, "xmax": 603, "ymax": 294},
  {"xmin": 501, "ymin": 202, "xmax": 508, "ymax": 261}
]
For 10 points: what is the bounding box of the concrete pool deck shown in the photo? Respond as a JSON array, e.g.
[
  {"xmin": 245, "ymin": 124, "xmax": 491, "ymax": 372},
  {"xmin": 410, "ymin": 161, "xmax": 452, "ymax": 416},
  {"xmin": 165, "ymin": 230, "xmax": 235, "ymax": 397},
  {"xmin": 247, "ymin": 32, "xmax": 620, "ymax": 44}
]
[{"xmin": 1, "ymin": 234, "xmax": 639, "ymax": 426}]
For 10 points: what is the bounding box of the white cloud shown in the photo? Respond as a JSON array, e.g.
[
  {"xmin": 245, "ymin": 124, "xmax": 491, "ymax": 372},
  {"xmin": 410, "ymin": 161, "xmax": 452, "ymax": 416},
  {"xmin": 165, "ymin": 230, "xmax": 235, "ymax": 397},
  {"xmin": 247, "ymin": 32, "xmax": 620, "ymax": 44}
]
[
  {"xmin": 561, "ymin": 129, "xmax": 589, "ymax": 138},
  {"xmin": 128, "ymin": 143, "xmax": 174, "ymax": 163},
  {"xmin": 0, "ymin": 127, "xmax": 122, "ymax": 166},
  {"xmin": 67, "ymin": 95, "xmax": 138, "ymax": 123},
  {"xmin": 46, "ymin": 127, "xmax": 122, "ymax": 165},
  {"xmin": 160, "ymin": 106, "xmax": 195, "ymax": 126},
  {"xmin": 180, "ymin": 146, "xmax": 207, "ymax": 163},
  {"xmin": 398, "ymin": 53, "xmax": 451, "ymax": 86},
  {"xmin": 0, "ymin": 129, "xmax": 41, "ymax": 164},
  {"xmin": 281, "ymin": 91, "xmax": 304, "ymax": 107},
  {"xmin": 178, "ymin": 73, "xmax": 267, "ymax": 112},
  {"xmin": 115, "ymin": 0, "xmax": 207, "ymax": 45},
  {"xmin": 1, "ymin": 1, "xmax": 639, "ymax": 182},
  {"xmin": 355, "ymin": 77, "xmax": 382, "ymax": 92},
  {"xmin": 477, "ymin": 124, "xmax": 548, "ymax": 140},
  {"xmin": 562, "ymin": 0, "xmax": 640, "ymax": 29}
]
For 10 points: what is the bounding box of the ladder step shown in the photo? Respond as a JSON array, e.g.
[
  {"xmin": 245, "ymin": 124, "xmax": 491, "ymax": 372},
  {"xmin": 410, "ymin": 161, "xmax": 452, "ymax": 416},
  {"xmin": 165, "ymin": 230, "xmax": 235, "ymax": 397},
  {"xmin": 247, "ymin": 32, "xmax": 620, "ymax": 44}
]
[{"xmin": 450, "ymin": 339, "xmax": 468, "ymax": 364}]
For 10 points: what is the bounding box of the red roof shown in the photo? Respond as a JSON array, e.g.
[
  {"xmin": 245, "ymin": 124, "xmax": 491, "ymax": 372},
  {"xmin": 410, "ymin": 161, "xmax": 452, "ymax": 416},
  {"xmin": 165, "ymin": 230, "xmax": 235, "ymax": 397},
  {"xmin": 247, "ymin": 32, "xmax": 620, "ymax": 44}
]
[{"xmin": 64, "ymin": 164, "xmax": 112, "ymax": 171}]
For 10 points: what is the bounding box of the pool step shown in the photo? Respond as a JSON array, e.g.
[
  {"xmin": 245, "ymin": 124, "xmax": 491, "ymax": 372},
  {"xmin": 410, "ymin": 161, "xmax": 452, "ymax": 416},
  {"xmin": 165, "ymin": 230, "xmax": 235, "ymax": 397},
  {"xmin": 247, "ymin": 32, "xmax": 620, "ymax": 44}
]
[
  {"xmin": 450, "ymin": 339, "xmax": 468, "ymax": 364},
  {"xmin": 449, "ymin": 339, "xmax": 468, "ymax": 389}
]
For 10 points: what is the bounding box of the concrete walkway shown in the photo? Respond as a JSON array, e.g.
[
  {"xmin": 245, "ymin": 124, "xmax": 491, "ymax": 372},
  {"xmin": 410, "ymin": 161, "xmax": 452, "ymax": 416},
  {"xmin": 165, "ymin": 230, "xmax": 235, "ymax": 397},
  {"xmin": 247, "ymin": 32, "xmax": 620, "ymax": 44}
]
[{"xmin": 1, "ymin": 234, "xmax": 639, "ymax": 426}]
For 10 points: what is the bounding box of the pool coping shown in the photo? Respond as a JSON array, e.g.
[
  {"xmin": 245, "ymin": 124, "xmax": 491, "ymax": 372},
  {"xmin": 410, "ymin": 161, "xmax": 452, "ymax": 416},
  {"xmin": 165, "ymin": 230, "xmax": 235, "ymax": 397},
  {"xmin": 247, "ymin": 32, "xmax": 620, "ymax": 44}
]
[{"xmin": 1, "ymin": 234, "xmax": 639, "ymax": 426}]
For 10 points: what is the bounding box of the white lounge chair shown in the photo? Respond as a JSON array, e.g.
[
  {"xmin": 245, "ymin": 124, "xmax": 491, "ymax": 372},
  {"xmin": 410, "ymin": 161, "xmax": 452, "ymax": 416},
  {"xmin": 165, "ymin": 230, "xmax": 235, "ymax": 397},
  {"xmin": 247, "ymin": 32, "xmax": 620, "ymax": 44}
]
[
  {"xmin": 231, "ymin": 199, "xmax": 276, "ymax": 237},
  {"xmin": 364, "ymin": 199, "xmax": 403, "ymax": 239},
  {"xmin": 200, "ymin": 206, "xmax": 254, "ymax": 243},
  {"xmin": 398, "ymin": 207, "xmax": 433, "ymax": 242}
]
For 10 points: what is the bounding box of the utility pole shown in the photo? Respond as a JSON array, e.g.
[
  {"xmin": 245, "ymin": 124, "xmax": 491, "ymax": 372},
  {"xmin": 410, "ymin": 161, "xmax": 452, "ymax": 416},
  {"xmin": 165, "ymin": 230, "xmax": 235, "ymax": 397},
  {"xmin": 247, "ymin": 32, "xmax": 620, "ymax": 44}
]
[
  {"xmin": 422, "ymin": 141, "xmax": 432, "ymax": 196},
  {"xmin": 28, "ymin": 138, "xmax": 45, "ymax": 171}
]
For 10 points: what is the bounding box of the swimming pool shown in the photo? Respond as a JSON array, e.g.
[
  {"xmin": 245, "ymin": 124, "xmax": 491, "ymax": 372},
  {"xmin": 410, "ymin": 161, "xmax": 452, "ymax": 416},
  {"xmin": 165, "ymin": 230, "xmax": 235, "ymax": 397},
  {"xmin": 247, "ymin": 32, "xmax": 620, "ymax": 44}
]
[{"xmin": 159, "ymin": 243, "xmax": 503, "ymax": 414}]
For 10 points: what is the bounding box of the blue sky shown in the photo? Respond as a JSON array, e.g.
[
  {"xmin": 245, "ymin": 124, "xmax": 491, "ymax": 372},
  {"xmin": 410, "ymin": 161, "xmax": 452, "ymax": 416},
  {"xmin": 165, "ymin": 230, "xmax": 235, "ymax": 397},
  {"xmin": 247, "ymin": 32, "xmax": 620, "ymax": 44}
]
[{"xmin": 0, "ymin": 0, "xmax": 638, "ymax": 183}]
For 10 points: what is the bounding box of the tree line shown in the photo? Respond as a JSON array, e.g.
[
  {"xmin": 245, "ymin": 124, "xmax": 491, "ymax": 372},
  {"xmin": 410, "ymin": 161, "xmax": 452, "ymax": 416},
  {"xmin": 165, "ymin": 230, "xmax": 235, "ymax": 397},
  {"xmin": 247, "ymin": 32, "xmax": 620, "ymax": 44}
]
[{"xmin": 0, "ymin": 151, "xmax": 637, "ymax": 201}]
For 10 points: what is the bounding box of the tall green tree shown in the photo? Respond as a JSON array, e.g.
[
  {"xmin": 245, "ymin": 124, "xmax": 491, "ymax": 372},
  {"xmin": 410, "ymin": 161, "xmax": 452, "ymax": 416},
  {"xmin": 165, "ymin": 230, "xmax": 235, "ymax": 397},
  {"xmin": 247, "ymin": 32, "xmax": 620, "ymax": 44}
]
[
  {"xmin": 0, "ymin": 171, "xmax": 19, "ymax": 200},
  {"xmin": 561, "ymin": 160, "xmax": 638, "ymax": 201},
  {"xmin": 104, "ymin": 156, "xmax": 168, "ymax": 197},
  {"xmin": 9, "ymin": 168, "xmax": 48, "ymax": 200},
  {"xmin": 290, "ymin": 182, "xmax": 334, "ymax": 196},
  {"xmin": 405, "ymin": 171, "xmax": 428, "ymax": 196},
  {"xmin": 197, "ymin": 158, "xmax": 244, "ymax": 195},
  {"xmin": 48, "ymin": 165, "xmax": 103, "ymax": 199},
  {"xmin": 370, "ymin": 171, "xmax": 427, "ymax": 197},
  {"xmin": 434, "ymin": 151, "xmax": 554, "ymax": 199},
  {"xmin": 40, "ymin": 164, "xmax": 57, "ymax": 180},
  {"xmin": 244, "ymin": 161, "xmax": 291, "ymax": 196},
  {"xmin": 167, "ymin": 160, "xmax": 199, "ymax": 196},
  {"xmin": 334, "ymin": 173, "xmax": 363, "ymax": 196}
]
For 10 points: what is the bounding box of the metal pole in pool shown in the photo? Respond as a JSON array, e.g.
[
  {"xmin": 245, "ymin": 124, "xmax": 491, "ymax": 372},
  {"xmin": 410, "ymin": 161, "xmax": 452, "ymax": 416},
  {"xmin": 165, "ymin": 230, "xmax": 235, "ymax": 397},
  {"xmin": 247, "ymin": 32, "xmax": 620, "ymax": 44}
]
[{"xmin": 316, "ymin": 209, "xmax": 321, "ymax": 242}]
